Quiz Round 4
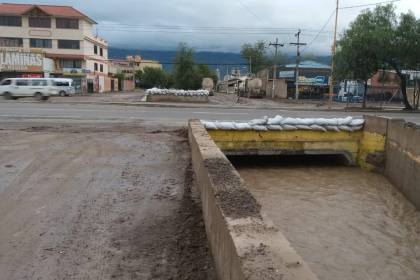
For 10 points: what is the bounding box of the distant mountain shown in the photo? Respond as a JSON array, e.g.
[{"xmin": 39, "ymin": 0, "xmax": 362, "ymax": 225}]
[
  {"xmin": 109, "ymin": 48, "xmax": 247, "ymax": 73},
  {"xmin": 108, "ymin": 47, "xmax": 331, "ymax": 74}
]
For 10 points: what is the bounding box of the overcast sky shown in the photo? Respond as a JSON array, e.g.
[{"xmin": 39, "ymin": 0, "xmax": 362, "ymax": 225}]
[{"xmin": 10, "ymin": 0, "xmax": 420, "ymax": 54}]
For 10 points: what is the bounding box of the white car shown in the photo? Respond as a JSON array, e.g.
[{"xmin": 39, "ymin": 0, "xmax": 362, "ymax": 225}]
[
  {"xmin": 0, "ymin": 78, "xmax": 60, "ymax": 100},
  {"xmin": 53, "ymin": 78, "xmax": 76, "ymax": 96}
]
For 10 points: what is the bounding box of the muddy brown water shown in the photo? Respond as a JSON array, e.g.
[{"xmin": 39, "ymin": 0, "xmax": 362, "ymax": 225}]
[{"xmin": 231, "ymin": 155, "xmax": 420, "ymax": 280}]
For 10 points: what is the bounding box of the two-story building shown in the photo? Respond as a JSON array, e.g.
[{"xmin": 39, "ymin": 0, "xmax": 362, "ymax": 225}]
[{"xmin": 0, "ymin": 3, "xmax": 111, "ymax": 93}]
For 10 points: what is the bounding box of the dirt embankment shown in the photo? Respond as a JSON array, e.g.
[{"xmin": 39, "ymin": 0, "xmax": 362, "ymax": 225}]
[{"xmin": 0, "ymin": 124, "xmax": 215, "ymax": 280}]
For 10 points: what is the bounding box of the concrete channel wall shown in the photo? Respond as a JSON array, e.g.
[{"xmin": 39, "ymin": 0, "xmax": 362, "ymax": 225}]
[
  {"xmin": 385, "ymin": 118, "xmax": 420, "ymax": 210},
  {"xmin": 188, "ymin": 120, "xmax": 318, "ymax": 280}
]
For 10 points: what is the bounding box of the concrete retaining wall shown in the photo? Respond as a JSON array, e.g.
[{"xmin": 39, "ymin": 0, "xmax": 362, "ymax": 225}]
[
  {"xmin": 147, "ymin": 95, "xmax": 209, "ymax": 103},
  {"xmin": 189, "ymin": 120, "xmax": 318, "ymax": 280},
  {"xmin": 385, "ymin": 119, "xmax": 420, "ymax": 210}
]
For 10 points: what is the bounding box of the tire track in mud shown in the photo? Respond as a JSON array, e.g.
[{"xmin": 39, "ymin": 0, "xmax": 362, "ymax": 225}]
[{"xmin": 0, "ymin": 125, "xmax": 215, "ymax": 280}]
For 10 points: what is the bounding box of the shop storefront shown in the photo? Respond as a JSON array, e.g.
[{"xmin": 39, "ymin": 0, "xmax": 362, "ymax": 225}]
[{"xmin": 0, "ymin": 49, "xmax": 45, "ymax": 80}]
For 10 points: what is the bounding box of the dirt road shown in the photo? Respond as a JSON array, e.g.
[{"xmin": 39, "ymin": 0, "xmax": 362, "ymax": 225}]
[{"xmin": 0, "ymin": 123, "xmax": 215, "ymax": 279}]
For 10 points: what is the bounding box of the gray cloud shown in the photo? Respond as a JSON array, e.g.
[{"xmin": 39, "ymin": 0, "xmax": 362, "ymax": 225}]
[{"xmin": 9, "ymin": 0, "xmax": 420, "ymax": 53}]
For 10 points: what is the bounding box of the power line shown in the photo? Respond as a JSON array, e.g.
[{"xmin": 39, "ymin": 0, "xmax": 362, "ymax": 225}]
[
  {"xmin": 301, "ymin": 9, "xmax": 336, "ymax": 54},
  {"xmin": 98, "ymin": 23, "xmax": 333, "ymax": 33},
  {"xmin": 340, "ymin": 0, "xmax": 401, "ymax": 9},
  {"xmin": 236, "ymin": 0, "xmax": 265, "ymax": 24}
]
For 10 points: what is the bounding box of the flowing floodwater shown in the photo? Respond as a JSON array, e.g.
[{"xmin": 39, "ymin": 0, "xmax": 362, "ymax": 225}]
[{"xmin": 232, "ymin": 156, "xmax": 420, "ymax": 280}]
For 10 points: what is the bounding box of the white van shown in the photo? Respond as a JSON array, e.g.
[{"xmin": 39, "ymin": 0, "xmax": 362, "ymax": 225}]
[
  {"xmin": 0, "ymin": 78, "xmax": 60, "ymax": 100},
  {"xmin": 53, "ymin": 78, "xmax": 75, "ymax": 96}
]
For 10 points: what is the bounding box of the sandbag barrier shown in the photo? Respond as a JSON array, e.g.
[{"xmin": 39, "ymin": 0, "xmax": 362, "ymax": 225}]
[
  {"xmin": 202, "ymin": 116, "xmax": 365, "ymax": 132},
  {"xmin": 146, "ymin": 88, "xmax": 210, "ymax": 96}
]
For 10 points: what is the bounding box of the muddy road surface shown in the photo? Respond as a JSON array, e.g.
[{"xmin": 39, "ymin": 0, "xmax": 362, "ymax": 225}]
[
  {"xmin": 232, "ymin": 156, "xmax": 420, "ymax": 280},
  {"xmin": 0, "ymin": 123, "xmax": 215, "ymax": 280}
]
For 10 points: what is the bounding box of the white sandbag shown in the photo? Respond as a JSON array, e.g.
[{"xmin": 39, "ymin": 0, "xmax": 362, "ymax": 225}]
[
  {"xmin": 249, "ymin": 116, "xmax": 268, "ymax": 126},
  {"xmin": 317, "ymin": 118, "xmax": 339, "ymax": 126},
  {"xmin": 339, "ymin": 125, "xmax": 353, "ymax": 132},
  {"xmin": 296, "ymin": 118, "xmax": 315, "ymax": 125},
  {"xmin": 267, "ymin": 115, "xmax": 284, "ymax": 125},
  {"xmin": 202, "ymin": 121, "xmax": 217, "ymax": 130},
  {"xmin": 234, "ymin": 123, "xmax": 252, "ymax": 130},
  {"xmin": 267, "ymin": 125, "xmax": 283, "ymax": 131},
  {"xmin": 283, "ymin": 125, "xmax": 298, "ymax": 130},
  {"xmin": 314, "ymin": 118, "xmax": 330, "ymax": 126},
  {"xmin": 310, "ymin": 124, "xmax": 327, "ymax": 132},
  {"xmin": 337, "ymin": 116, "xmax": 353, "ymax": 126},
  {"xmin": 350, "ymin": 119, "xmax": 365, "ymax": 127},
  {"xmin": 296, "ymin": 125, "xmax": 312, "ymax": 130},
  {"xmin": 280, "ymin": 117, "xmax": 299, "ymax": 125},
  {"xmin": 252, "ymin": 125, "xmax": 268, "ymax": 131},
  {"xmin": 216, "ymin": 122, "xmax": 236, "ymax": 130},
  {"xmin": 326, "ymin": 126, "xmax": 340, "ymax": 132}
]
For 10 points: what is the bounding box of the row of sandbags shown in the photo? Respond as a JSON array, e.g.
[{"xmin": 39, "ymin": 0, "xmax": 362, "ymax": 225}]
[
  {"xmin": 146, "ymin": 88, "xmax": 209, "ymax": 96},
  {"xmin": 201, "ymin": 116, "xmax": 365, "ymax": 132}
]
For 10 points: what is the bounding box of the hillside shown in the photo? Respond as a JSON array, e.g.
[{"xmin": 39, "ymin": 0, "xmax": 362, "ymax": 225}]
[{"xmin": 109, "ymin": 47, "xmax": 331, "ymax": 72}]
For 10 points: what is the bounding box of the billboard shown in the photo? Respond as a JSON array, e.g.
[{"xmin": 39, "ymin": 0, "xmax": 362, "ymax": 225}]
[
  {"xmin": 0, "ymin": 50, "xmax": 43, "ymax": 72},
  {"xmin": 298, "ymin": 76, "xmax": 329, "ymax": 86}
]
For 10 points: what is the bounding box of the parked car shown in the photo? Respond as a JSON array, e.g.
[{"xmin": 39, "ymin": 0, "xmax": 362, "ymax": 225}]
[
  {"xmin": 53, "ymin": 78, "xmax": 75, "ymax": 96},
  {"xmin": 0, "ymin": 78, "xmax": 60, "ymax": 100}
]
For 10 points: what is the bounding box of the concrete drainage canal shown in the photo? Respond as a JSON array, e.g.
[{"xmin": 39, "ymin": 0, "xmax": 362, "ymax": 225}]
[{"xmin": 189, "ymin": 116, "xmax": 420, "ymax": 280}]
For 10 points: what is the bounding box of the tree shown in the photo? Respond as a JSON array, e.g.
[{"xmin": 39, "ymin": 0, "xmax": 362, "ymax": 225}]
[
  {"xmin": 240, "ymin": 41, "xmax": 268, "ymax": 73},
  {"xmin": 193, "ymin": 64, "xmax": 218, "ymax": 88},
  {"xmin": 336, "ymin": 4, "xmax": 420, "ymax": 110},
  {"xmin": 173, "ymin": 43, "xmax": 196, "ymax": 89},
  {"xmin": 138, "ymin": 67, "xmax": 171, "ymax": 88},
  {"xmin": 172, "ymin": 43, "xmax": 218, "ymax": 90},
  {"xmin": 386, "ymin": 11, "xmax": 420, "ymax": 110},
  {"xmin": 335, "ymin": 9, "xmax": 380, "ymax": 107}
]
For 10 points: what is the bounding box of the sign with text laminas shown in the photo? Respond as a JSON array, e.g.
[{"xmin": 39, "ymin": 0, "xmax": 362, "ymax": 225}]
[{"xmin": 0, "ymin": 50, "xmax": 44, "ymax": 72}]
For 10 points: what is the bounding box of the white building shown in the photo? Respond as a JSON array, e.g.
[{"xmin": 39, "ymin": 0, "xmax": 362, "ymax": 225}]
[{"xmin": 0, "ymin": 3, "xmax": 110, "ymax": 93}]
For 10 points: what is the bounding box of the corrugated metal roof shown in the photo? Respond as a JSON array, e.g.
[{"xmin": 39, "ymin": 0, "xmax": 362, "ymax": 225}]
[
  {"xmin": 0, "ymin": 3, "xmax": 96, "ymax": 23},
  {"xmin": 285, "ymin": 60, "xmax": 331, "ymax": 69}
]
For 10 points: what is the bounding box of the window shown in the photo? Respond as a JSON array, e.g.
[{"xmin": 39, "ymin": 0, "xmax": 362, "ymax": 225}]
[
  {"xmin": 1, "ymin": 79, "xmax": 12, "ymax": 86},
  {"xmin": 0, "ymin": 37, "xmax": 23, "ymax": 47},
  {"xmin": 100, "ymin": 64, "xmax": 103, "ymax": 72},
  {"xmin": 0, "ymin": 16, "xmax": 22, "ymax": 26},
  {"xmin": 30, "ymin": 38, "xmax": 52, "ymax": 48},
  {"xmin": 59, "ymin": 59, "xmax": 82, "ymax": 69},
  {"xmin": 56, "ymin": 18, "xmax": 79, "ymax": 29},
  {"xmin": 94, "ymin": 63, "xmax": 98, "ymax": 71},
  {"xmin": 54, "ymin": 81, "xmax": 70, "ymax": 87},
  {"xmin": 29, "ymin": 17, "xmax": 51, "ymax": 28},
  {"xmin": 32, "ymin": 80, "xmax": 47, "ymax": 86},
  {"xmin": 100, "ymin": 48, "xmax": 103, "ymax": 56},
  {"xmin": 16, "ymin": 80, "xmax": 29, "ymax": 86},
  {"xmin": 94, "ymin": 45, "xmax": 98, "ymax": 54},
  {"xmin": 58, "ymin": 40, "xmax": 80, "ymax": 49}
]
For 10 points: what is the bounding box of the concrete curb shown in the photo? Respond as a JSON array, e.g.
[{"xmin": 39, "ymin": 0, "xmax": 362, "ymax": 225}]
[
  {"xmin": 188, "ymin": 119, "xmax": 318, "ymax": 280},
  {"xmin": 34, "ymin": 100, "xmax": 417, "ymax": 113}
]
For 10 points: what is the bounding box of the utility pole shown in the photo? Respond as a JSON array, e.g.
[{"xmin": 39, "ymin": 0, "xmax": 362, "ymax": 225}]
[
  {"xmin": 269, "ymin": 38, "xmax": 284, "ymax": 98},
  {"xmin": 328, "ymin": 0, "xmax": 340, "ymax": 109},
  {"xmin": 290, "ymin": 30, "xmax": 306, "ymax": 100},
  {"xmin": 249, "ymin": 57, "xmax": 252, "ymax": 74},
  {"xmin": 226, "ymin": 65, "xmax": 229, "ymax": 94}
]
